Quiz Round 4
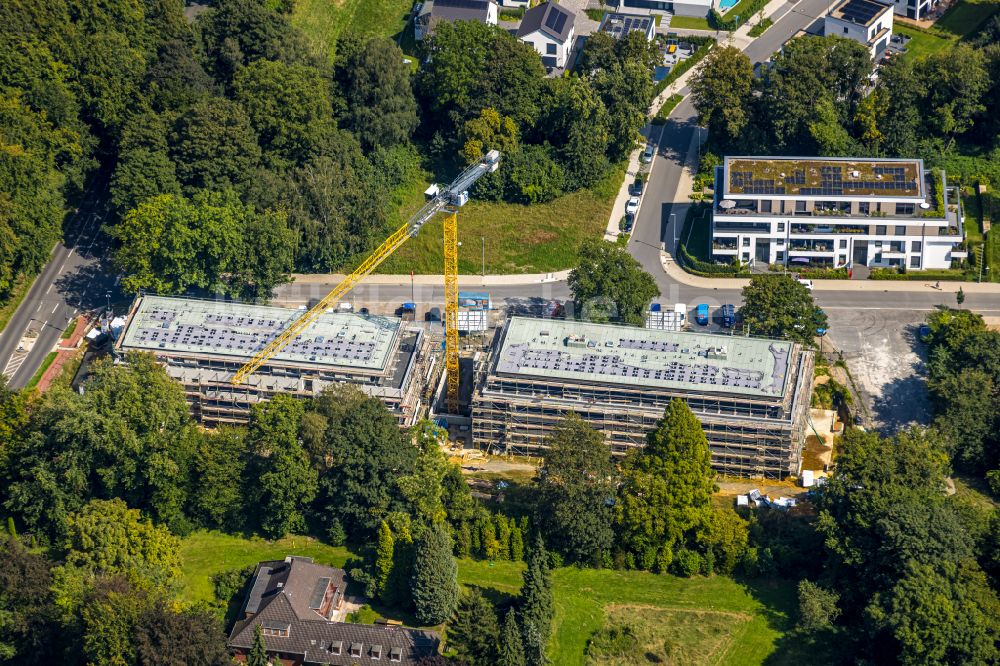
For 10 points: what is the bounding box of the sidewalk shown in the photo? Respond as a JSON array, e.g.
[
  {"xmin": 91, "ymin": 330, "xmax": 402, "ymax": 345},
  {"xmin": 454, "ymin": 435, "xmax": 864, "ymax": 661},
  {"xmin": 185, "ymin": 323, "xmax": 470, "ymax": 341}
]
[{"xmin": 289, "ymin": 270, "xmax": 571, "ymax": 287}]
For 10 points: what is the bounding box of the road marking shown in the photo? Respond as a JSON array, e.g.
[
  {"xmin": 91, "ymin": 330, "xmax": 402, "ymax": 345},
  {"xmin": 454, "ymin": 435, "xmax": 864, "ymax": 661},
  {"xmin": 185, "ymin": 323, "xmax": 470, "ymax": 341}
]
[
  {"xmin": 35, "ymin": 303, "xmax": 42, "ymax": 312},
  {"xmin": 45, "ymin": 284, "xmax": 52, "ymax": 295},
  {"xmin": 823, "ymin": 306, "xmax": 1000, "ymax": 313},
  {"xmin": 51, "ymin": 304, "xmax": 59, "ymax": 314}
]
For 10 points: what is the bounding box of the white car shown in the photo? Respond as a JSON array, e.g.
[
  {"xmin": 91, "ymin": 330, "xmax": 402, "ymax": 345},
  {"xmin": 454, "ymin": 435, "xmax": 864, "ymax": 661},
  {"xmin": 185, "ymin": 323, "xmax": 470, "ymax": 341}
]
[
  {"xmin": 625, "ymin": 197, "xmax": 640, "ymax": 215},
  {"xmin": 796, "ymin": 278, "xmax": 814, "ymax": 291}
]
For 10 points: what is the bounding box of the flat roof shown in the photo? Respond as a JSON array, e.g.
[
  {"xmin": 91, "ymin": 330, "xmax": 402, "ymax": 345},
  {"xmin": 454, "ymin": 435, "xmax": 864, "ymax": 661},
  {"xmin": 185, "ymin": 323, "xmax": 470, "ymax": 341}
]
[
  {"xmin": 119, "ymin": 296, "xmax": 401, "ymax": 372},
  {"xmin": 829, "ymin": 0, "xmax": 891, "ymax": 25},
  {"xmin": 494, "ymin": 317, "xmax": 794, "ymax": 398},
  {"xmin": 724, "ymin": 156, "xmax": 924, "ymax": 199},
  {"xmin": 599, "ymin": 13, "xmax": 656, "ymax": 39}
]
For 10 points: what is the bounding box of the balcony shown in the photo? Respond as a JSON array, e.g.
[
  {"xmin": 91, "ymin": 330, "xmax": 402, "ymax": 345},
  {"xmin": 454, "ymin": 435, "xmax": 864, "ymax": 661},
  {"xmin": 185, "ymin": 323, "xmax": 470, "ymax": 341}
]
[
  {"xmin": 789, "ymin": 241, "xmax": 835, "ymax": 253},
  {"xmin": 713, "ymin": 240, "xmax": 739, "ymax": 251},
  {"xmin": 791, "ymin": 224, "xmax": 868, "ymax": 235}
]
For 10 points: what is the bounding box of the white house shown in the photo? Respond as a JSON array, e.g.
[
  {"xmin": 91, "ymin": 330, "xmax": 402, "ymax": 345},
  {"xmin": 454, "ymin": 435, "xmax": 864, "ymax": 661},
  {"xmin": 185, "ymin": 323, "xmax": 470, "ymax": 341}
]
[
  {"xmin": 711, "ymin": 156, "xmax": 965, "ymax": 271},
  {"xmin": 415, "ymin": 0, "xmax": 499, "ymax": 41},
  {"xmin": 598, "ymin": 12, "xmax": 657, "ymax": 41},
  {"xmin": 886, "ymin": 0, "xmax": 932, "ymax": 20},
  {"xmin": 517, "ymin": 2, "xmax": 576, "ymax": 70},
  {"xmin": 611, "ymin": 0, "xmax": 714, "ymax": 19},
  {"xmin": 499, "ymin": 0, "xmax": 530, "ymax": 7},
  {"xmin": 824, "ymin": 0, "xmax": 893, "ymax": 58}
]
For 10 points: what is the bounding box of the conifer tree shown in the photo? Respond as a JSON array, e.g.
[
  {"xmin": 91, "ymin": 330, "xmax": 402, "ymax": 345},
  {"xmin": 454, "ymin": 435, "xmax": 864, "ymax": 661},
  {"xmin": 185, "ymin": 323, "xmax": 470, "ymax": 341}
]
[
  {"xmin": 248, "ymin": 625, "xmax": 268, "ymax": 666},
  {"xmin": 411, "ymin": 524, "xmax": 459, "ymax": 624},
  {"xmin": 374, "ymin": 521, "xmax": 394, "ymax": 601},
  {"xmin": 448, "ymin": 588, "xmax": 500, "ymax": 665},
  {"xmin": 498, "ymin": 609, "xmax": 526, "ymax": 666},
  {"xmin": 519, "ymin": 534, "xmax": 554, "ymax": 666}
]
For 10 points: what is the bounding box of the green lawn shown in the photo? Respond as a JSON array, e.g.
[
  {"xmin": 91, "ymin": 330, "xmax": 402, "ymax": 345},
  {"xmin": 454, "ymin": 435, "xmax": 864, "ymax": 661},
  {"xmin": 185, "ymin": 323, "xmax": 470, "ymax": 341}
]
[
  {"xmin": 24, "ymin": 352, "xmax": 57, "ymax": 391},
  {"xmin": 178, "ymin": 530, "xmax": 824, "ymax": 665},
  {"xmin": 669, "ymin": 15, "xmax": 712, "ymax": 30},
  {"xmin": 378, "ymin": 165, "xmax": 625, "ymax": 275},
  {"xmin": 290, "ymin": 0, "xmax": 414, "ymax": 59},
  {"xmin": 896, "ymin": 0, "xmax": 1000, "ymax": 61}
]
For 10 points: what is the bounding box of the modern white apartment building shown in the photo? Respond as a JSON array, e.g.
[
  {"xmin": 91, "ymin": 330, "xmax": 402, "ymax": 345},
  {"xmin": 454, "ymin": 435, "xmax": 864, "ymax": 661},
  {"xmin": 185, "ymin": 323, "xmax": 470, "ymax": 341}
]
[
  {"xmin": 824, "ymin": 0, "xmax": 893, "ymax": 58},
  {"xmin": 711, "ymin": 156, "xmax": 965, "ymax": 271}
]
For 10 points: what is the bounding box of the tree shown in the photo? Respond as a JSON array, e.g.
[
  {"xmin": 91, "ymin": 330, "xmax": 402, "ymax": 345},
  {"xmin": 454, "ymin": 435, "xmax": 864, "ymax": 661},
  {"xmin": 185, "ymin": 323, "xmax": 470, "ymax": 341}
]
[
  {"xmin": 411, "ymin": 524, "xmax": 460, "ymax": 625},
  {"xmin": 336, "ymin": 37, "xmax": 418, "ymax": 152},
  {"xmin": 248, "ymin": 395, "xmax": 317, "ymax": 539},
  {"xmin": 536, "ymin": 414, "xmax": 616, "ymax": 566},
  {"xmin": 593, "ymin": 61, "xmax": 654, "ymax": 162},
  {"xmin": 448, "ymin": 588, "xmax": 500, "ymax": 665},
  {"xmin": 578, "ymin": 31, "xmax": 618, "ymax": 73},
  {"xmin": 461, "ymin": 108, "xmax": 520, "ymax": 164},
  {"xmin": 542, "ymin": 76, "xmax": 612, "ymax": 188},
  {"xmin": 797, "ymin": 580, "xmax": 840, "ymax": 632},
  {"xmin": 134, "ymin": 602, "xmax": 232, "ymax": 666},
  {"xmin": 918, "ymin": 45, "xmax": 988, "ymax": 149},
  {"xmin": 247, "ymin": 624, "xmax": 268, "ymax": 666},
  {"xmin": 809, "ymin": 96, "xmax": 857, "ymax": 156},
  {"xmin": 503, "ymin": 143, "xmax": 565, "ymax": 204},
  {"xmin": 957, "ymin": 287, "xmax": 966, "ymax": 306},
  {"xmin": 309, "ymin": 387, "xmax": 418, "ymax": 539},
  {"xmin": 519, "ymin": 535, "xmax": 554, "ymax": 666},
  {"xmin": 738, "ymin": 274, "xmax": 827, "ymax": 346},
  {"xmin": 397, "ymin": 423, "xmax": 451, "ymax": 525},
  {"xmin": 233, "ymin": 59, "xmax": 335, "ymax": 164},
  {"xmin": 876, "ymin": 57, "xmax": 924, "ymax": 156},
  {"xmin": 191, "ymin": 428, "xmax": 251, "ymax": 531},
  {"xmin": 169, "ymin": 96, "xmax": 260, "ymax": 192},
  {"xmin": 498, "ymin": 609, "xmax": 526, "ymax": 666},
  {"xmin": 615, "ymin": 399, "xmax": 716, "ymax": 571},
  {"xmin": 374, "ymin": 521, "xmax": 395, "ymax": 600},
  {"xmin": 568, "ymin": 239, "xmax": 659, "ymax": 325},
  {"xmin": 697, "ymin": 508, "xmax": 749, "ymax": 575},
  {"xmin": 62, "ymin": 499, "xmax": 181, "ymax": 587},
  {"xmin": 111, "ymin": 108, "xmax": 180, "ymax": 214},
  {"xmin": 691, "ymin": 46, "xmax": 754, "ymax": 146},
  {"xmin": 0, "ymin": 535, "xmax": 61, "ymax": 663}
]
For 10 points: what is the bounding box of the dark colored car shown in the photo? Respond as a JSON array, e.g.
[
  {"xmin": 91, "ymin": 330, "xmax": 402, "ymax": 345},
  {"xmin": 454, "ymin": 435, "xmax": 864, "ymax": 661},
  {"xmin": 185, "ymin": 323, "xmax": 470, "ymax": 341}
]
[
  {"xmin": 633, "ymin": 178, "xmax": 644, "ymax": 196},
  {"xmin": 720, "ymin": 304, "xmax": 736, "ymax": 327}
]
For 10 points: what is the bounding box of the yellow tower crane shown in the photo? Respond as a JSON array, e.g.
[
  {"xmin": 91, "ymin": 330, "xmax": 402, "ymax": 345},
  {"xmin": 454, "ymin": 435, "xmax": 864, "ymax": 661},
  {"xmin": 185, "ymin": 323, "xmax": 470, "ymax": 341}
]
[{"xmin": 231, "ymin": 149, "xmax": 501, "ymax": 416}]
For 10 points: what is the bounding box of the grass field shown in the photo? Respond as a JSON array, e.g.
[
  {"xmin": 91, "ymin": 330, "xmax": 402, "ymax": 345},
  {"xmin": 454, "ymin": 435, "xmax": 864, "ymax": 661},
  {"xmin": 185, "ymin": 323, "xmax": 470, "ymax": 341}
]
[
  {"xmin": 669, "ymin": 15, "xmax": 712, "ymax": 30},
  {"xmin": 896, "ymin": 0, "xmax": 1000, "ymax": 60},
  {"xmin": 378, "ymin": 164, "xmax": 625, "ymax": 275},
  {"xmin": 290, "ymin": 0, "xmax": 414, "ymax": 59},
  {"xmin": 179, "ymin": 531, "xmax": 823, "ymax": 665}
]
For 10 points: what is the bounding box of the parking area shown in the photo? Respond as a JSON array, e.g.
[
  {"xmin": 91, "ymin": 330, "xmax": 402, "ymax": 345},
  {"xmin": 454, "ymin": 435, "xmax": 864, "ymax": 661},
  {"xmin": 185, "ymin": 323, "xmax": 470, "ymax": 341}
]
[{"xmin": 823, "ymin": 308, "xmax": 930, "ymax": 432}]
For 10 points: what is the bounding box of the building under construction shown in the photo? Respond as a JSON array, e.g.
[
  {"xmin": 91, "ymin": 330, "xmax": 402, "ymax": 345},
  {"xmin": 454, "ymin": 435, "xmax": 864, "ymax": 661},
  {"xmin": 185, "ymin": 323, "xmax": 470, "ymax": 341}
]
[
  {"xmin": 472, "ymin": 317, "xmax": 814, "ymax": 479},
  {"xmin": 115, "ymin": 296, "xmax": 433, "ymax": 426}
]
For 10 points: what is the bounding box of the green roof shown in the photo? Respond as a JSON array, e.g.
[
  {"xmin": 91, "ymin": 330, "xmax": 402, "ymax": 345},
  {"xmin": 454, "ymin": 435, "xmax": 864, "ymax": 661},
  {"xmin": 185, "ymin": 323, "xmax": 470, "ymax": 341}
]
[
  {"xmin": 494, "ymin": 317, "xmax": 794, "ymax": 398},
  {"xmin": 725, "ymin": 157, "xmax": 924, "ymax": 199}
]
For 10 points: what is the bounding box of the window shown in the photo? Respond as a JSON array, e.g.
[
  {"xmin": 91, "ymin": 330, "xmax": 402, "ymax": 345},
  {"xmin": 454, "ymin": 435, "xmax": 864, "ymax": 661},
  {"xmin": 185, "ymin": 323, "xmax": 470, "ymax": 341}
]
[
  {"xmin": 876, "ymin": 225, "xmax": 887, "ymax": 235},
  {"xmin": 895, "ymin": 225, "xmax": 906, "ymax": 236},
  {"xmin": 546, "ymin": 43, "xmax": 557, "ymax": 55},
  {"xmin": 742, "ymin": 238, "xmax": 750, "ymax": 247},
  {"xmin": 859, "ymin": 201, "xmax": 870, "ymax": 215},
  {"xmin": 261, "ymin": 624, "xmax": 290, "ymax": 638},
  {"xmin": 777, "ymin": 238, "xmax": 785, "ymax": 246},
  {"xmin": 777, "ymin": 222, "xmax": 785, "ymax": 232},
  {"xmin": 843, "ymin": 26, "xmax": 849, "ymax": 33},
  {"xmin": 896, "ymin": 203, "xmax": 914, "ymax": 215},
  {"xmin": 795, "ymin": 200, "xmax": 807, "ymax": 213},
  {"xmin": 839, "ymin": 239, "xmax": 848, "ymax": 249},
  {"xmin": 911, "ymin": 241, "xmax": 922, "ymax": 252},
  {"xmin": 371, "ymin": 645, "xmax": 383, "ymax": 660},
  {"xmin": 351, "ymin": 643, "xmax": 364, "ymax": 658},
  {"xmin": 910, "ymin": 255, "xmax": 921, "ymax": 268},
  {"xmin": 776, "ymin": 251, "xmax": 785, "ymax": 261},
  {"xmin": 331, "ymin": 641, "xmax": 344, "ymax": 656},
  {"xmin": 761, "ymin": 200, "xmax": 772, "ymax": 213},
  {"xmin": 838, "ymin": 254, "xmax": 847, "ymax": 265},
  {"xmin": 390, "ymin": 647, "xmax": 403, "ymax": 663}
]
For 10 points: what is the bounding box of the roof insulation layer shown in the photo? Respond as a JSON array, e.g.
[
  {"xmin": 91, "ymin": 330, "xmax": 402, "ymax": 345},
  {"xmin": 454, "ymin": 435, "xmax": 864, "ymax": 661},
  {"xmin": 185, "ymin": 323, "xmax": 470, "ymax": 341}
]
[
  {"xmin": 724, "ymin": 156, "xmax": 924, "ymax": 199},
  {"xmin": 119, "ymin": 295, "xmax": 400, "ymax": 372},
  {"xmin": 495, "ymin": 317, "xmax": 794, "ymax": 398}
]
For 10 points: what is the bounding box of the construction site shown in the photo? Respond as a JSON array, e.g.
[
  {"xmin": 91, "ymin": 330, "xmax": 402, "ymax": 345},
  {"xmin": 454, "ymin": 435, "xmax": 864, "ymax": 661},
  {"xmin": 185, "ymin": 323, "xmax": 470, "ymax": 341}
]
[
  {"xmin": 471, "ymin": 317, "xmax": 815, "ymax": 479},
  {"xmin": 114, "ymin": 295, "xmax": 436, "ymax": 426}
]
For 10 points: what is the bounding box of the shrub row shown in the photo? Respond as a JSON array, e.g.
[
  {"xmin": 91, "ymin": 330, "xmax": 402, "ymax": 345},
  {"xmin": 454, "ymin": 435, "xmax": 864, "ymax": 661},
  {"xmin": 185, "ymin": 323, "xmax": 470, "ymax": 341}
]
[
  {"xmin": 869, "ymin": 268, "xmax": 971, "ymax": 281},
  {"xmin": 652, "ymin": 37, "xmax": 715, "ymax": 98}
]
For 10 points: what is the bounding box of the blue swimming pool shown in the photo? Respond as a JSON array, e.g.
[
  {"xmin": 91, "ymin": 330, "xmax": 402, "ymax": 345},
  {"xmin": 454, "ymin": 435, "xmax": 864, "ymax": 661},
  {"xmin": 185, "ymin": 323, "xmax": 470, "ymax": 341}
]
[{"xmin": 719, "ymin": 0, "xmax": 739, "ymax": 10}]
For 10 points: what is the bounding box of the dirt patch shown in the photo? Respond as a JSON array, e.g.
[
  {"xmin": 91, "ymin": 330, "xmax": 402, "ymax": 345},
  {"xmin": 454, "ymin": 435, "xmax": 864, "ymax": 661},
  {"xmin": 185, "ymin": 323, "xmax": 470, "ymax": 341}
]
[{"xmin": 524, "ymin": 229, "xmax": 559, "ymax": 244}]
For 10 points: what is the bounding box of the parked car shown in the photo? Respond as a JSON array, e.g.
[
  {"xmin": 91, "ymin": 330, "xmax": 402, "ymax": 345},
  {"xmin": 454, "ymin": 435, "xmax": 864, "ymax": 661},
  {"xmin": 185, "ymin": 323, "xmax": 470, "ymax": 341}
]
[
  {"xmin": 641, "ymin": 143, "xmax": 655, "ymax": 163},
  {"xmin": 796, "ymin": 277, "xmax": 814, "ymax": 290},
  {"xmin": 633, "ymin": 178, "xmax": 644, "ymax": 196},
  {"xmin": 720, "ymin": 304, "xmax": 736, "ymax": 327},
  {"xmin": 623, "ymin": 213, "xmax": 634, "ymax": 232},
  {"xmin": 625, "ymin": 197, "xmax": 640, "ymax": 215},
  {"xmin": 696, "ymin": 303, "xmax": 709, "ymax": 326}
]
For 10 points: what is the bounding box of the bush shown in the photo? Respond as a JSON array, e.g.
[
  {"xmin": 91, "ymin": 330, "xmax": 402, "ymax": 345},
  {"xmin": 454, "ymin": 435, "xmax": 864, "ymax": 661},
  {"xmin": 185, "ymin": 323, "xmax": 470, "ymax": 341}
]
[
  {"xmin": 587, "ymin": 624, "xmax": 640, "ymax": 659},
  {"xmin": 869, "ymin": 267, "xmax": 970, "ymax": 281},
  {"xmin": 346, "ymin": 605, "xmax": 380, "ymax": 624},
  {"xmin": 797, "ymin": 580, "xmax": 841, "ymax": 632},
  {"xmin": 671, "ymin": 548, "xmax": 702, "ymax": 577},
  {"xmin": 748, "ymin": 17, "xmax": 773, "ymax": 36},
  {"xmin": 652, "ymin": 38, "xmax": 715, "ymax": 98},
  {"xmin": 505, "ymin": 145, "xmax": 565, "ymax": 204},
  {"xmin": 212, "ymin": 565, "xmax": 255, "ymax": 604}
]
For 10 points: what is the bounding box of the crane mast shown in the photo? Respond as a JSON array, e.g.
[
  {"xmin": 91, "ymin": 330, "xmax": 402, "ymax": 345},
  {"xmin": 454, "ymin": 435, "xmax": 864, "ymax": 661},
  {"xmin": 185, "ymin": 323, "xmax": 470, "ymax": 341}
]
[{"xmin": 230, "ymin": 150, "xmax": 501, "ymax": 417}]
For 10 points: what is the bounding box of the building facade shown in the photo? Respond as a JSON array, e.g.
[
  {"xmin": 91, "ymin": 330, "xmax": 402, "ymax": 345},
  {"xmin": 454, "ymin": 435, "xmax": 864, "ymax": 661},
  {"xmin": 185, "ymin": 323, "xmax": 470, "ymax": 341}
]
[
  {"xmin": 415, "ymin": 0, "xmax": 498, "ymax": 40},
  {"xmin": 885, "ymin": 0, "xmax": 932, "ymax": 20},
  {"xmin": 517, "ymin": 1, "xmax": 576, "ymax": 69},
  {"xmin": 610, "ymin": 0, "xmax": 714, "ymax": 19},
  {"xmin": 115, "ymin": 296, "xmax": 432, "ymax": 427},
  {"xmin": 711, "ymin": 156, "xmax": 965, "ymax": 271},
  {"xmin": 472, "ymin": 317, "xmax": 814, "ymax": 479},
  {"xmin": 824, "ymin": 0, "xmax": 893, "ymax": 58}
]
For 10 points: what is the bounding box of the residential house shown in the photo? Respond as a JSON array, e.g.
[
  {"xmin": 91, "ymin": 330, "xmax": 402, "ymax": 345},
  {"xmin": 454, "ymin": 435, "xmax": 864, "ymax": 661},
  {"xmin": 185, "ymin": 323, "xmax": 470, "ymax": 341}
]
[
  {"xmin": 415, "ymin": 0, "xmax": 499, "ymax": 40},
  {"xmin": 517, "ymin": 1, "xmax": 576, "ymax": 69},
  {"xmin": 598, "ymin": 12, "xmax": 657, "ymax": 41},
  {"xmin": 228, "ymin": 557, "xmax": 440, "ymax": 665},
  {"xmin": 610, "ymin": 0, "xmax": 715, "ymax": 19},
  {"xmin": 885, "ymin": 0, "xmax": 932, "ymax": 20},
  {"xmin": 824, "ymin": 0, "xmax": 893, "ymax": 58},
  {"xmin": 711, "ymin": 156, "xmax": 965, "ymax": 271}
]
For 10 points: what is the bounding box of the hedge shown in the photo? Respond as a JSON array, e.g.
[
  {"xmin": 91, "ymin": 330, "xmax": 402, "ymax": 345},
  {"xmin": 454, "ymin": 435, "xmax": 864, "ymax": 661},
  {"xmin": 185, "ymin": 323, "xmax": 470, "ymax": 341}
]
[
  {"xmin": 652, "ymin": 37, "xmax": 715, "ymax": 99},
  {"xmin": 678, "ymin": 243, "xmax": 749, "ymax": 276},
  {"xmin": 869, "ymin": 268, "xmax": 971, "ymax": 281}
]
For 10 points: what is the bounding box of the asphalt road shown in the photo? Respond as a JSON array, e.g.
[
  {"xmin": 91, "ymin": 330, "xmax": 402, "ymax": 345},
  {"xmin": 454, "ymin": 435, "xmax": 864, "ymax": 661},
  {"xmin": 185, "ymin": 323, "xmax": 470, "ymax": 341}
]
[{"xmin": 0, "ymin": 180, "xmax": 120, "ymax": 389}]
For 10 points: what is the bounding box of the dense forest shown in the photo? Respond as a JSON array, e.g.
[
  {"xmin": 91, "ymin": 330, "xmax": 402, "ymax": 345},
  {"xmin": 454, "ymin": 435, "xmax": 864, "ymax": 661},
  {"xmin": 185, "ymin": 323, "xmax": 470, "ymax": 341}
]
[{"xmin": 0, "ymin": 0, "xmax": 661, "ymax": 302}]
